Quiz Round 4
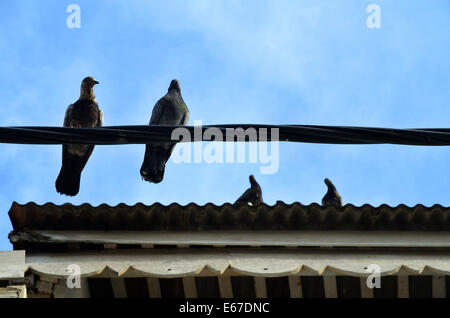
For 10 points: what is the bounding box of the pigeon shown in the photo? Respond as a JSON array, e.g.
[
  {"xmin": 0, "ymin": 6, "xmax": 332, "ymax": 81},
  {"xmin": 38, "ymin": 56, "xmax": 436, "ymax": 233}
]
[
  {"xmin": 234, "ymin": 175, "xmax": 263, "ymax": 206},
  {"xmin": 321, "ymin": 178, "xmax": 343, "ymax": 206},
  {"xmin": 55, "ymin": 76, "xmax": 103, "ymax": 196},
  {"xmin": 140, "ymin": 79, "xmax": 190, "ymax": 183}
]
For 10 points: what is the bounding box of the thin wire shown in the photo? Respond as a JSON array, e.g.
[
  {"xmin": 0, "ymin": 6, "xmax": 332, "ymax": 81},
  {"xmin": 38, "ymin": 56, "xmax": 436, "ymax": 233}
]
[{"xmin": 0, "ymin": 125, "xmax": 449, "ymax": 146}]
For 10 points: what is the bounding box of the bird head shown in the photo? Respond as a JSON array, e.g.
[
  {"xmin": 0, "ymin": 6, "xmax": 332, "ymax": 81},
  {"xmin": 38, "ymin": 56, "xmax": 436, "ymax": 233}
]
[
  {"xmin": 80, "ymin": 77, "xmax": 99, "ymax": 99},
  {"xmin": 249, "ymin": 175, "xmax": 257, "ymax": 186},
  {"xmin": 324, "ymin": 178, "xmax": 335, "ymax": 189},
  {"xmin": 82, "ymin": 76, "xmax": 99, "ymax": 87},
  {"xmin": 168, "ymin": 79, "xmax": 181, "ymax": 92}
]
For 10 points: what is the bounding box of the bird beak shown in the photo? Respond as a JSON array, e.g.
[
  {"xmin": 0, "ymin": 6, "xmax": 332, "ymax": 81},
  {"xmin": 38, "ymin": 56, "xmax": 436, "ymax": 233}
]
[{"xmin": 93, "ymin": 80, "xmax": 99, "ymax": 85}]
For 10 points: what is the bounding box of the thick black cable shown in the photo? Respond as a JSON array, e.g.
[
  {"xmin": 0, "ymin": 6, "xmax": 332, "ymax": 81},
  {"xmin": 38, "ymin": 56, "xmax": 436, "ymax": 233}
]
[{"xmin": 0, "ymin": 125, "xmax": 449, "ymax": 146}]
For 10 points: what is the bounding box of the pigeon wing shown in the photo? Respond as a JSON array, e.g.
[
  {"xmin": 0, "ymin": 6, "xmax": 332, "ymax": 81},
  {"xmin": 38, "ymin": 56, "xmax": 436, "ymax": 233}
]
[
  {"xmin": 63, "ymin": 104, "xmax": 73, "ymax": 127},
  {"xmin": 149, "ymin": 94, "xmax": 189, "ymax": 154},
  {"xmin": 97, "ymin": 109, "xmax": 104, "ymax": 127},
  {"xmin": 235, "ymin": 188, "xmax": 253, "ymax": 204}
]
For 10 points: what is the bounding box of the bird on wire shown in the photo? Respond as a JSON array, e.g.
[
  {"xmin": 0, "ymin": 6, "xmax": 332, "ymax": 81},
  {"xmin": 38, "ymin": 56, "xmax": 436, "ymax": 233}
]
[
  {"xmin": 234, "ymin": 175, "xmax": 263, "ymax": 206},
  {"xmin": 140, "ymin": 79, "xmax": 190, "ymax": 183},
  {"xmin": 55, "ymin": 76, "xmax": 103, "ymax": 196},
  {"xmin": 321, "ymin": 178, "xmax": 343, "ymax": 206}
]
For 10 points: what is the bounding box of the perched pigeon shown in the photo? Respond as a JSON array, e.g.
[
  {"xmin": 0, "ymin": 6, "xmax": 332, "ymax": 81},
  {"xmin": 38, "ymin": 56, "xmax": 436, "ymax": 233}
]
[
  {"xmin": 140, "ymin": 79, "xmax": 190, "ymax": 183},
  {"xmin": 234, "ymin": 175, "xmax": 263, "ymax": 206},
  {"xmin": 55, "ymin": 76, "xmax": 103, "ymax": 196},
  {"xmin": 321, "ymin": 178, "xmax": 342, "ymax": 206}
]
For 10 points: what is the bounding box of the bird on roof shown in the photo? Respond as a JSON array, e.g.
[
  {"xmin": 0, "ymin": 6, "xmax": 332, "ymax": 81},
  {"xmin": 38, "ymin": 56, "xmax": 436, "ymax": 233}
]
[
  {"xmin": 322, "ymin": 178, "xmax": 343, "ymax": 206},
  {"xmin": 234, "ymin": 175, "xmax": 263, "ymax": 206},
  {"xmin": 140, "ymin": 79, "xmax": 190, "ymax": 183},
  {"xmin": 55, "ymin": 76, "xmax": 103, "ymax": 196}
]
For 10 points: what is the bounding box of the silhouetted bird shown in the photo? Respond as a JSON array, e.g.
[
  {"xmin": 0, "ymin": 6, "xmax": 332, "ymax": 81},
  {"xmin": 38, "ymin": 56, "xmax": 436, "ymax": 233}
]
[
  {"xmin": 234, "ymin": 175, "xmax": 263, "ymax": 206},
  {"xmin": 55, "ymin": 76, "xmax": 103, "ymax": 196},
  {"xmin": 322, "ymin": 178, "xmax": 342, "ymax": 206},
  {"xmin": 140, "ymin": 79, "xmax": 190, "ymax": 183}
]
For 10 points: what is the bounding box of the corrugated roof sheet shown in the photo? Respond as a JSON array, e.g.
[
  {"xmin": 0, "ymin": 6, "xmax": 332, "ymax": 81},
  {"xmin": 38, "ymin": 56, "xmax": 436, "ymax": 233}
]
[{"xmin": 9, "ymin": 201, "xmax": 450, "ymax": 231}]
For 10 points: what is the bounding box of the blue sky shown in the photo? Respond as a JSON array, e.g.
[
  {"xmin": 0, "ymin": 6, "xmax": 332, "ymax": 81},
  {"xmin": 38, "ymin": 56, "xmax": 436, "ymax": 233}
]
[{"xmin": 0, "ymin": 1, "xmax": 449, "ymax": 250}]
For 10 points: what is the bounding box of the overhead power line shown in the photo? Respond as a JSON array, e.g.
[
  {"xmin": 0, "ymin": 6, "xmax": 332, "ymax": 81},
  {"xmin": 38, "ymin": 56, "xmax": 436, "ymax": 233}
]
[{"xmin": 0, "ymin": 125, "xmax": 449, "ymax": 146}]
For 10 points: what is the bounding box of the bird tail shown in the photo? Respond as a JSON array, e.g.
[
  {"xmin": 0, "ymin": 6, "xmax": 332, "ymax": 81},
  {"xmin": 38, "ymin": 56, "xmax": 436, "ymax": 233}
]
[
  {"xmin": 55, "ymin": 154, "xmax": 83, "ymax": 196},
  {"xmin": 140, "ymin": 144, "xmax": 174, "ymax": 183}
]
